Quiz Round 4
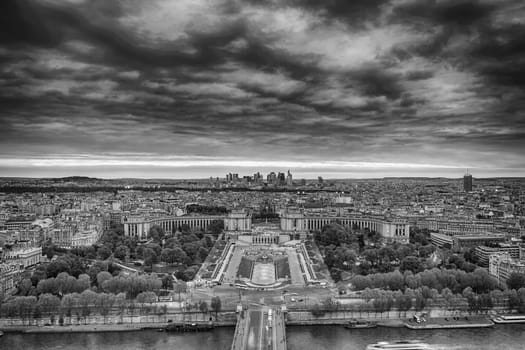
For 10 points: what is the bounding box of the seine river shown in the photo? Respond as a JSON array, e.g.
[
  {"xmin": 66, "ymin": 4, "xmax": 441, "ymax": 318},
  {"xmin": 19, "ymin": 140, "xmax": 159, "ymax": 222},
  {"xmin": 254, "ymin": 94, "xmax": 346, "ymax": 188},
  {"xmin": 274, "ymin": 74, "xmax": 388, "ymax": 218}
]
[{"xmin": 1, "ymin": 325, "xmax": 525, "ymax": 350}]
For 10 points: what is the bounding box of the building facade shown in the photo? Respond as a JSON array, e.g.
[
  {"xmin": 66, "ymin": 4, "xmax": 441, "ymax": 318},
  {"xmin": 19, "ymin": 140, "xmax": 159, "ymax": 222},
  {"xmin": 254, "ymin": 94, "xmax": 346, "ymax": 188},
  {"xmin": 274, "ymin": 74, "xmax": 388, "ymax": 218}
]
[
  {"xmin": 3, "ymin": 245, "xmax": 43, "ymax": 269},
  {"xmin": 224, "ymin": 209, "xmax": 252, "ymax": 231},
  {"xmin": 430, "ymin": 231, "xmax": 506, "ymax": 249},
  {"xmin": 475, "ymin": 244, "xmax": 521, "ymax": 266},
  {"xmin": 280, "ymin": 208, "xmax": 410, "ymax": 243},
  {"xmin": 123, "ymin": 214, "xmax": 224, "ymax": 238},
  {"xmin": 123, "ymin": 207, "xmax": 410, "ymax": 243},
  {"xmin": 0, "ymin": 263, "xmax": 21, "ymax": 294},
  {"xmin": 489, "ymin": 252, "xmax": 525, "ymax": 286}
]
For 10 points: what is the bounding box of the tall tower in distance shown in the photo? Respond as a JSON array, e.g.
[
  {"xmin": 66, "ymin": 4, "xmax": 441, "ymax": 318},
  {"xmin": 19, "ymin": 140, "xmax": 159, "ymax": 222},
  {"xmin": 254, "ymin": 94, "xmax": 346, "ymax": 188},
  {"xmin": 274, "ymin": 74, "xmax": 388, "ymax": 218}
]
[
  {"xmin": 463, "ymin": 170, "xmax": 473, "ymax": 192},
  {"xmin": 286, "ymin": 170, "xmax": 293, "ymax": 186}
]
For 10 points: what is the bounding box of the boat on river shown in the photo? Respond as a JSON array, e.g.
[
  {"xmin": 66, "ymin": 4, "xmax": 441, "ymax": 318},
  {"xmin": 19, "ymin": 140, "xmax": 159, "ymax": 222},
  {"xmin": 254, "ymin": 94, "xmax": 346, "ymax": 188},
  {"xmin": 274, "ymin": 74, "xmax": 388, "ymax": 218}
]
[
  {"xmin": 343, "ymin": 319, "xmax": 377, "ymax": 329},
  {"xmin": 492, "ymin": 315, "xmax": 525, "ymax": 324},
  {"xmin": 165, "ymin": 323, "xmax": 214, "ymax": 332},
  {"xmin": 366, "ymin": 341, "xmax": 429, "ymax": 350}
]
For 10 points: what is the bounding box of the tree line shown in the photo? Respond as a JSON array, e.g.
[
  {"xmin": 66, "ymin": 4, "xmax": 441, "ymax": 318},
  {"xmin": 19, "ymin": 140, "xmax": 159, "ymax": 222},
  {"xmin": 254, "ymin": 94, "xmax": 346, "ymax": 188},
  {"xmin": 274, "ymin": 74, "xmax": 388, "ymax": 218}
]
[{"xmin": 349, "ymin": 268, "xmax": 499, "ymax": 295}]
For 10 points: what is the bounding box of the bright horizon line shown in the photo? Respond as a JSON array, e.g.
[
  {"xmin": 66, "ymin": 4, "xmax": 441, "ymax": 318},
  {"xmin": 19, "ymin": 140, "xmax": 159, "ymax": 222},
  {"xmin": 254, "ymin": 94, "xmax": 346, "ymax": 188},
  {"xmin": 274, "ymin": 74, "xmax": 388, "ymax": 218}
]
[{"xmin": 1, "ymin": 156, "xmax": 523, "ymax": 179}]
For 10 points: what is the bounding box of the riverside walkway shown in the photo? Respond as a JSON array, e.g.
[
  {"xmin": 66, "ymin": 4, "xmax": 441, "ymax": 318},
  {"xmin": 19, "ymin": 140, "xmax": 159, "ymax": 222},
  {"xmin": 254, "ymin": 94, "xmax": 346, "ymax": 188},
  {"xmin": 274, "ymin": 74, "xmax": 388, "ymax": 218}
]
[{"xmin": 231, "ymin": 307, "xmax": 287, "ymax": 350}]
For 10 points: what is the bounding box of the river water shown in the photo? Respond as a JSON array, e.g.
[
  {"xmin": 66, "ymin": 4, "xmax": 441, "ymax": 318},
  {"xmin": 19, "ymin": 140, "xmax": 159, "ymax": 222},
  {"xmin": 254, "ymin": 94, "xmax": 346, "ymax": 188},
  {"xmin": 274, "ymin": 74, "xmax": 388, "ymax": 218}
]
[{"xmin": 1, "ymin": 325, "xmax": 524, "ymax": 350}]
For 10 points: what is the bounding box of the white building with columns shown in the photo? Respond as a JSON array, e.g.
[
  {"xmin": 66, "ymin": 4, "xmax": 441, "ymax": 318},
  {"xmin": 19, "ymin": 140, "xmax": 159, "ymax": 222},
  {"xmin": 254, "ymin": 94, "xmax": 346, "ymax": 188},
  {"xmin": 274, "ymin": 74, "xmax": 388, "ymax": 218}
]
[
  {"xmin": 122, "ymin": 207, "xmax": 409, "ymax": 243},
  {"xmin": 224, "ymin": 209, "xmax": 252, "ymax": 231},
  {"xmin": 123, "ymin": 214, "xmax": 225, "ymax": 239},
  {"xmin": 280, "ymin": 208, "xmax": 410, "ymax": 243}
]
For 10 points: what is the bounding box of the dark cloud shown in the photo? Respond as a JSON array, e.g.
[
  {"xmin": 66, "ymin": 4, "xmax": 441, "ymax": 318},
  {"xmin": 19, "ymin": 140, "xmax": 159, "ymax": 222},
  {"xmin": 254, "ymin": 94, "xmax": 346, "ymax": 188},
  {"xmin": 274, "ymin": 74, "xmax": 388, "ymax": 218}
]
[
  {"xmin": 345, "ymin": 67, "xmax": 404, "ymax": 100},
  {"xmin": 392, "ymin": 0, "xmax": 495, "ymax": 26},
  {"xmin": 0, "ymin": 1, "xmax": 62, "ymax": 46},
  {"xmin": 0, "ymin": 0, "xmax": 524, "ymax": 177},
  {"xmin": 289, "ymin": 0, "xmax": 391, "ymax": 26}
]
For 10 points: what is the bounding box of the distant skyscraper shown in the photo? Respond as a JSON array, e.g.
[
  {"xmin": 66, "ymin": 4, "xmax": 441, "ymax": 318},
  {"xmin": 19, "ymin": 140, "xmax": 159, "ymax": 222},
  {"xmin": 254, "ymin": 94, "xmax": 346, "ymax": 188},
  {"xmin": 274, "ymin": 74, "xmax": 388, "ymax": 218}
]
[
  {"xmin": 464, "ymin": 171, "xmax": 473, "ymax": 192},
  {"xmin": 253, "ymin": 172, "xmax": 262, "ymax": 184},
  {"xmin": 277, "ymin": 172, "xmax": 286, "ymax": 185},
  {"xmin": 267, "ymin": 172, "xmax": 277, "ymax": 184},
  {"xmin": 286, "ymin": 170, "xmax": 293, "ymax": 186}
]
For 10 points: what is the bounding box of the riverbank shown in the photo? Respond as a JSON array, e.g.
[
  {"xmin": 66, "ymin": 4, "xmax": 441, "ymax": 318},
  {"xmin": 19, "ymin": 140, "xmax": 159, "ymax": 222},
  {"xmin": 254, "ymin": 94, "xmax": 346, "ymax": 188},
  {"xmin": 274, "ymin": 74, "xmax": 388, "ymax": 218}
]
[
  {"xmin": 0, "ymin": 312, "xmax": 500, "ymax": 333},
  {"xmin": 0, "ymin": 322, "xmax": 237, "ymax": 334},
  {"xmin": 1, "ymin": 323, "xmax": 160, "ymax": 334}
]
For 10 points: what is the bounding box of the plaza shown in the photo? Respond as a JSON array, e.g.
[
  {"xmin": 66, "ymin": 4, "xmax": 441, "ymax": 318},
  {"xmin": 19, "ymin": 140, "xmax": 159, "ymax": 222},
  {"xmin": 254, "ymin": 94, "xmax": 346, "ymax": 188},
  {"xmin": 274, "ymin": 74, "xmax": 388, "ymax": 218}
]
[{"xmin": 198, "ymin": 212, "xmax": 327, "ymax": 290}]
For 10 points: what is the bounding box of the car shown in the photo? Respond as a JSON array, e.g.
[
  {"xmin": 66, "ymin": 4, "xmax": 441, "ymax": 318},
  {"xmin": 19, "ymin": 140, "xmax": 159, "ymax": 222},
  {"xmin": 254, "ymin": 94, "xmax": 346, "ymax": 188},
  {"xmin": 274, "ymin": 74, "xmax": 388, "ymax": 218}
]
[
  {"xmin": 290, "ymin": 298, "xmax": 296, "ymax": 302},
  {"xmin": 298, "ymin": 298, "xmax": 304, "ymax": 302}
]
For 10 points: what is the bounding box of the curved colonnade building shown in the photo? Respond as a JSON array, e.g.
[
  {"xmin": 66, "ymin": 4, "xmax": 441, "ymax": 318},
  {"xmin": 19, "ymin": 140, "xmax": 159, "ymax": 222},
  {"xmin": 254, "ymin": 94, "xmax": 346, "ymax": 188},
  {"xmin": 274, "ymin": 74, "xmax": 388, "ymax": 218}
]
[{"xmin": 122, "ymin": 208, "xmax": 409, "ymax": 243}]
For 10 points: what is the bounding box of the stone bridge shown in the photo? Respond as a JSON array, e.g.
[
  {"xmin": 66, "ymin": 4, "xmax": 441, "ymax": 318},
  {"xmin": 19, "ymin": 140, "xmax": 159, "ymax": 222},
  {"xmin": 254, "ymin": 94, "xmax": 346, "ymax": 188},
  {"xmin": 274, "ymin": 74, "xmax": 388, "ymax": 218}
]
[{"xmin": 231, "ymin": 306, "xmax": 287, "ymax": 350}]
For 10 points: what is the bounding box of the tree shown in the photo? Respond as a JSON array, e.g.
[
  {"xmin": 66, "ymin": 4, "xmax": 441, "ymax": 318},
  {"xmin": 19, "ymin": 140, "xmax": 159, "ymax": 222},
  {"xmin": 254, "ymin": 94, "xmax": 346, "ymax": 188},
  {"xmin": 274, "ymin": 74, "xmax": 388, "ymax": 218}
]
[
  {"xmin": 79, "ymin": 290, "xmax": 98, "ymax": 323},
  {"xmin": 197, "ymin": 246, "xmax": 210, "ymax": 263},
  {"xmin": 182, "ymin": 266, "xmax": 199, "ymax": 281},
  {"xmin": 61, "ymin": 293, "xmax": 79, "ymax": 318},
  {"xmin": 315, "ymin": 224, "xmax": 351, "ymax": 247},
  {"xmin": 38, "ymin": 293, "xmax": 61, "ymax": 322},
  {"xmin": 96, "ymin": 293, "xmax": 116, "ymax": 322},
  {"xmin": 400, "ymin": 256, "xmax": 423, "ymax": 274},
  {"xmin": 414, "ymin": 291, "xmax": 426, "ymax": 311},
  {"xmin": 114, "ymin": 245, "xmax": 130, "ymax": 261},
  {"xmin": 480, "ymin": 293, "xmax": 493, "ymax": 313},
  {"xmin": 136, "ymin": 291, "xmax": 157, "ymax": 314},
  {"xmin": 160, "ymin": 248, "xmax": 178, "ymax": 265},
  {"xmin": 174, "ymin": 282, "xmax": 186, "ymax": 303},
  {"xmin": 146, "ymin": 243, "xmax": 162, "ymax": 257},
  {"xmin": 18, "ymin": 278, "xmax": 33, "ymax": 296},
  {"xmin": 14, "ymin": 296, "xmax": 37, "ymax": 322},
  {"xmin": 211, "ymin": 296, "xmax": 222, "ymax": 319},
  {"xmin": 114, "ymin": 292, "xmax": 127, "ymax": 318},
  {"xmin": 162, "ymin": 275, "xmax": 174, "ymax": 289},
  {"xmin": 56, "ymin": 272, "xmax": 78, "ymax": 295},
  {"xmin": 36, "ymin": 278, "xmax": 59, "ymax": 295},
  {"xmin": 31, "ymin": 269, "xmax": 47, "ymax": 287},
  {"xmin": 45, "ymin": 258, "xmax": 71, "ymax": 278},
  {"xmin": 96, "ymin": 271, "xmax": 113, "ymax": 288},
  {"xmin": 97, "ymin": 245, "xmax": 112, "ymax": 260},
  {"xmin": 350, "ymin": 275, "xmax": 373, "ymax": 291},
  {"xmin": 395, "ymin": 294, "xmax": 412, "ymax": 317},
  {"xmin": 142, "ymin": 248, "xmax": 158, "ymax": 269},
  {"xmin": 148, "ymin": 225, "xmax": 166, "ymax": 242},
  {"xmin": 208, "ymin": 220, "xmax": 224, "ymax": 236},
  {"xmin": 76, "ymin": 274, "xmax": 91, "ymax": 293},
  {"xmin": 199, "ymin": 300, "xmax": 209, "ymax": 313},
  {"xmin": 507, "ymin": 273, "xmax": 525, "ymax": 290}
]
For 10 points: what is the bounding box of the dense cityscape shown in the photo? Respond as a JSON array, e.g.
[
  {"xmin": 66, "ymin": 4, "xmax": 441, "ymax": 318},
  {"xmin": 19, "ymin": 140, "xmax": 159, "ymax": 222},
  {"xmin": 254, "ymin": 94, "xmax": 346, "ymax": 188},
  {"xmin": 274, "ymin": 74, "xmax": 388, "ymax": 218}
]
[
  {"xmin": 1, "ymin": 173, "xmax": 525, "ymax": 349},
  {"xmin": 2, "ymin": 0, "xmax": 525, "ymax": 349}
]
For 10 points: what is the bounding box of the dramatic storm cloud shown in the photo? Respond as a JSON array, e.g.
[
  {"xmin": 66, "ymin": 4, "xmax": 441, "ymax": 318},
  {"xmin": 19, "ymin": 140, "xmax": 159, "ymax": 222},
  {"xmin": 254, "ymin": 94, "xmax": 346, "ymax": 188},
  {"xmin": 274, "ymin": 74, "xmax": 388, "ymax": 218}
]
[{"xmin": 0, "ymin": 0, "xmax": 524, "ymax": 178}]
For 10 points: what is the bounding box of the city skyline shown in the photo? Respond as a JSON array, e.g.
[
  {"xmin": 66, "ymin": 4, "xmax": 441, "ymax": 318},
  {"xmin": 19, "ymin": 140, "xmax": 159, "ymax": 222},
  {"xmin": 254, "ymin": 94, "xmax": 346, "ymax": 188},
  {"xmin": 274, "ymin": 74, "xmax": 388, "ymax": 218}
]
[{"xmin": 1, "ymin": 0, "xmax": 525, "ymax": 179}]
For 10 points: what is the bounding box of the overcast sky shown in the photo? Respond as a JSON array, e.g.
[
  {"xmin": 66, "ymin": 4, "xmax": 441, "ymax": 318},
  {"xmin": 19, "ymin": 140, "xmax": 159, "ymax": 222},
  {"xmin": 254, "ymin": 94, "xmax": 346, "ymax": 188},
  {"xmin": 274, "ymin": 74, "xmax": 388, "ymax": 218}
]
[{"xmin": 1, "ymin": 0, "xmax": 524, "ymax": 178}]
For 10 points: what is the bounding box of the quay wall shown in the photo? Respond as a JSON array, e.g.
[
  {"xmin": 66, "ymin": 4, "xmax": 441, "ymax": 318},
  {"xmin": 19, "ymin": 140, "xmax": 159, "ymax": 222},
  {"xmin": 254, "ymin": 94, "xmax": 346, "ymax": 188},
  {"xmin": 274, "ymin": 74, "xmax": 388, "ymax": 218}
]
[{"xmin": 0, "ymin": 306, "xmax": 505, "ymax": 331}]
